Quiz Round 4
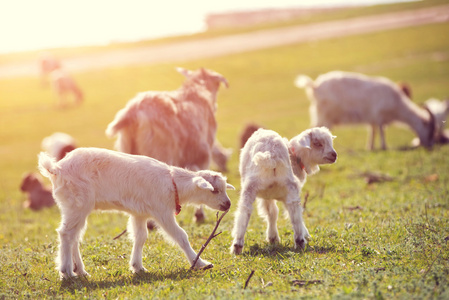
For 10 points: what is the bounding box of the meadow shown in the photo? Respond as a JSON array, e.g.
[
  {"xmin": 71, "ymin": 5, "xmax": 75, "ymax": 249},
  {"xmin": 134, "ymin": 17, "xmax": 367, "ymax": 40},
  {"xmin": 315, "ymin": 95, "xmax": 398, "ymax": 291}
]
[{"xmin": 1, "ymin": 2, "xmax": 449, "ymax": 299}]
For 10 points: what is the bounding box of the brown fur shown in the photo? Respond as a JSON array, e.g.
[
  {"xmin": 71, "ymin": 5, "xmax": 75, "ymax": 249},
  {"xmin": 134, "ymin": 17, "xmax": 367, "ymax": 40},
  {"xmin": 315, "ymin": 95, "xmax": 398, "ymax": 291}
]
[
  {"xmin": 240, "ymin": 123, "xmax": 263, "ymax": 149},
  {"xmin": 20, "ymin": 173, "xmax": 55, "ymax": 210}
]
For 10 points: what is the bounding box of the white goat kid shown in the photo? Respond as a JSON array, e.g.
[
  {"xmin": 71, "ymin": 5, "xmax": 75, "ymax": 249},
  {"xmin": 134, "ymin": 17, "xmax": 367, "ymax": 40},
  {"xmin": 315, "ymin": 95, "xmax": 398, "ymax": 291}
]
[
  {"xmin": 106, "ymin": 67, "xmax": 228, "ymax": 223},
  {"xmin": 230, "ymin": 127, "xmax": 337, "ymax": 254},
  {"xmin": 295, "ymin": 71, "xmax": 435, "ymax": 150},
  {"xmin": 38, "ymin": 148, "xmax": 234, "ymax": 279}
]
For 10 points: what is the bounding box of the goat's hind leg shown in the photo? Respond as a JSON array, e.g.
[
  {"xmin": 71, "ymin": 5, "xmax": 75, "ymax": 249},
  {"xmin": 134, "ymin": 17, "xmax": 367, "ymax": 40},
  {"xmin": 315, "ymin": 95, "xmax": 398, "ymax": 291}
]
[
  {"xmin": 257, "ymin": 199, "xmax": 280, "ymax": 244},
  {"xmin": 230, "ymin": 184, "xmax": 257, "ymax": 254},
  {"xmin": 285, "ymin": 185, "xmax": 310, "ymax": 250},
  {"xmin": 57, "ymin": 211, "xmax": 89, "ymax": 279},
  {"xmin": 71, "ymin": 217, "xmax": 89, "ymax": 277}
]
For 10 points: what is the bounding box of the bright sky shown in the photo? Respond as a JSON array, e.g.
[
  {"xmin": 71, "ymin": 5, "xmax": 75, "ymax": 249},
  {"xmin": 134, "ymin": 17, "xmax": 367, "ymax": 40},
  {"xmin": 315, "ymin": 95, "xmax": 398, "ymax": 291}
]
[{"xmin": 0, "ymin": 0, "xmax": 414, "ymax": 54}]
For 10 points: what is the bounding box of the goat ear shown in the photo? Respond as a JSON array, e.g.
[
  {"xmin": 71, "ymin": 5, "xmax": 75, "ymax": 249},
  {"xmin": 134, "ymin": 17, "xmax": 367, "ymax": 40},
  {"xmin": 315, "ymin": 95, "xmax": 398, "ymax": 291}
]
[
  {"xmin": 193, "ymin": 177, "xmax": 214, "ymax": 192},
  {"xmin": 176, "ymin": 67, "xmax": 191, "ymax": 78},
  {"xmin": 298, "ymin": 135, "xmax": 312, "ymax": 150},
  {"xmin": 332, "ymin": 135, "xmax": 337, "ymax": 140},
  {"xmin": 219, "ymin": 76, "xmax": 229, "ymax": 88},
  {"xmin": 226, "ymin": 183, "xmax": 236, "ymax": 190}
]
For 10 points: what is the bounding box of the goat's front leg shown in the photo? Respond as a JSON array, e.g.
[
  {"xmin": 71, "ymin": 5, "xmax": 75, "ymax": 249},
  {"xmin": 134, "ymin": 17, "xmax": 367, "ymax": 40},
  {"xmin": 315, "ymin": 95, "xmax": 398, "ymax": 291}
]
[
  {"xmin": 128, "ymin": 215, "xmax": 149, "ymax": 273},
  {"xmin": 379, "ymin": 125, "xmax": 387, "ymax": 150},
  {"xmin": 230, "ymin": 183, "xmax": 257, "ymax": 254},
  {"xmin": 194, "ymin": 206, "xmax": 205, "ymax": 224},
  {"xmin": 285, "ymin": 187, "xmax": 310, "ymax": 250},
  {"xmin": 368, "ymin": 124, "xmax": 377, "ymax": 150},
  {"xmin": 156, "ymin": 214, "xmax": 211, "ymax": 269}
]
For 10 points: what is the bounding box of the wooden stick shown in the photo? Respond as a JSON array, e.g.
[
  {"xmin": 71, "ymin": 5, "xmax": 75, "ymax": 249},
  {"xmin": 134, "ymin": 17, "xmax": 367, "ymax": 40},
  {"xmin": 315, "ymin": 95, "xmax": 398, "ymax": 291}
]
[
  {"xmin": 244, "ymin": 270, "xmax": 255, "ymax": 289},
  {"xmin": 190, "ymin": 210, "xmax": 229, "ymax": 270},
  {"xmin": 113, "ymin": 229, "xmax": 127, "ymax": 240}
]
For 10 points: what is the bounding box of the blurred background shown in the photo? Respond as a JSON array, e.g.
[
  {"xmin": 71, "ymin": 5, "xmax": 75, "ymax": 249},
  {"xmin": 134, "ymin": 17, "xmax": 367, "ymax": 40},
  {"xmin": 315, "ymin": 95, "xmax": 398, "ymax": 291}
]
[{"xmin": 0, "ymin": 0, "xmax": 415, "ymax": 54}]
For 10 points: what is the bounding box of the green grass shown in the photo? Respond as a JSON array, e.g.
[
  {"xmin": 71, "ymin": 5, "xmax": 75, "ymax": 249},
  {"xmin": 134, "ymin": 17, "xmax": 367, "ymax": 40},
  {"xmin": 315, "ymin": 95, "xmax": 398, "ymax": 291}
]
[{"xmin": 1, "ymin": 4, "xmax": 449, "ymax": 300}]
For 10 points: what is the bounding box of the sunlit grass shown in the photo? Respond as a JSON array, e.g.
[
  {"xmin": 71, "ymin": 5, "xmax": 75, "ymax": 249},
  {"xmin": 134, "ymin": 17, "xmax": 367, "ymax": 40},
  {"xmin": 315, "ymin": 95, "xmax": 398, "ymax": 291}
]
[{"xmin": 1, "ymin": 4, "xmax": 449, "ymax": 299}]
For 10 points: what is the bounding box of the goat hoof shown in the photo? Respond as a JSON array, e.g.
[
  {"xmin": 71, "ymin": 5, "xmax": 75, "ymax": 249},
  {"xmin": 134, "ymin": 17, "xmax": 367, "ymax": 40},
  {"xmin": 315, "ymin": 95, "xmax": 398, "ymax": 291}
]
[
  {"xmin": 268, "ymin": 237, "xmax": 280, "ymax": 244},
  {"xmin": 231, "ymin": 244, "xmax": 243, "ymax": 255},
  {"xmin": 59, "ymin": 270, "xmax": 76, "ymax": 280},
  {"xmin": 295, "ymin": 238, "xmax": 307, "ymax": 250},
  {"xmin": 131, "ymin": 265, "xmax": 148, "ymax": 274},
  {"xmin": 146, "ymin": 220, "xmax": 157, "ymax": 231},
  {"xmin": 74, "ymin": 270, "xmax": 90, "ymax": 278},
  {"xmin": 201, "ymin": 264, "xmax": 214, "ymax": 270}
]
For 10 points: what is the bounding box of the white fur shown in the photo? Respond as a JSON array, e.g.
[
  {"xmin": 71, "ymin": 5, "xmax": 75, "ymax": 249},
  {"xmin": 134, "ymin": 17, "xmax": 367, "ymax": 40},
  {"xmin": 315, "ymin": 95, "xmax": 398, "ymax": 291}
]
[
  {"xmin": 38, "ymin": 147, "xmax": 234, "ymax": 279},
  {"xmin": 295, "ymin": 71, "xmax": 435, "ymax": 150},
  {"xmin": 106, "ymin": 67, "xmax": 228, "ymax": 222},
  {"xmin": 425, "ymin": 98, "xmax": 449, "ymax": 140},
  {"xmin": 41, "ymin": 132, "xmax": 77, "ymax": 161},
  {"xmin": 230, "ymin": 127, "xmax": 337, "ymax": 254}
]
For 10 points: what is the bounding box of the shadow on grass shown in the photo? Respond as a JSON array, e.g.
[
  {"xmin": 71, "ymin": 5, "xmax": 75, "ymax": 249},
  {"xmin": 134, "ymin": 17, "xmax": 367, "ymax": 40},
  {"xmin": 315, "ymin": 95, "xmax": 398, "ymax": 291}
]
[
  {"xmin": 58, "ymin": 267, "xmax": 203, "ymax": 294},
  {"xmin": 242, "ymin": 242, "xmax": 337, "ymax": 259}
]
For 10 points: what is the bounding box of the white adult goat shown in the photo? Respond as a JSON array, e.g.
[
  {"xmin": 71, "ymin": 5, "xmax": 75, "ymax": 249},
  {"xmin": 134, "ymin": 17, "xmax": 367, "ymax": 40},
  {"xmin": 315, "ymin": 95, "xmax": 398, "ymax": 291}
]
[
  {"xmin": 106, "ymin": 67, "xmax": 228, "ymax": 222},
  {"xmin": 38, "ymin": 148, "xmax": 234, "ymax": 279},
  {"xmin": 295, "ymin": 71, "xmax": 435, "ymax": 150},
  {"xmin": 230, "ymin": 127, "xmax": 337, "ymax": 254}
]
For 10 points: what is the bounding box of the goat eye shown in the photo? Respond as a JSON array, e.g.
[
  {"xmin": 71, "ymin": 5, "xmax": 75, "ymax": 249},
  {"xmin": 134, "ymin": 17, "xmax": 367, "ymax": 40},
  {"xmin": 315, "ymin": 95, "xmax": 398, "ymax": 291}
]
[
  {"xmin": 212, "ymin": 189, "xmax": 219, "ymax": 194},
  {"xmin": 313, "ymin": 141, "xmax": 322, "ymax": 148}
]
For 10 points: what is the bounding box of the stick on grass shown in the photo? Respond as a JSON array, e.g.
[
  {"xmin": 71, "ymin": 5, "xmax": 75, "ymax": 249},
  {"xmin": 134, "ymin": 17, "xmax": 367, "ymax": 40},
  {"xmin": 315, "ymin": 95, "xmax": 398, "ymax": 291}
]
[
  {"xmin": 190, "ymin": 209, "xmax": 229, "ymax": 271},
  {"xmin": 244, "ymin": 270, "xmax": 255, "ymax": 289}
]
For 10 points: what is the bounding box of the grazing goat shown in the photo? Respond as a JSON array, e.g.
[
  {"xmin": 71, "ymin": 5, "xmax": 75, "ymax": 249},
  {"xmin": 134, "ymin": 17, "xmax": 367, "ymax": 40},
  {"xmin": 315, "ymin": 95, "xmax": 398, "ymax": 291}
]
[
  {"xmin": 106, "ymin": 67, "xmax": 228, "ymax": 223},
  {"xmin": 41, "ymin": 132, "xmax": 77, "ymax": 161},
  {"xmin": 20, "ymin": 173, "xmax": 55, "ymax": 210},
  {"xmin": 295, "ymin": 71, "xmax": 435, "ymax": 150},
  {"xmin": 38, "ymin": 147, "xmax": 235, "ymax": 279},
  {"xmin": 230, "ymin": 127, "xmax": 337, "ymax": 254},
  {"xmin": 50, "ymin": 69, "xmax": 83, "ymax": 107}
]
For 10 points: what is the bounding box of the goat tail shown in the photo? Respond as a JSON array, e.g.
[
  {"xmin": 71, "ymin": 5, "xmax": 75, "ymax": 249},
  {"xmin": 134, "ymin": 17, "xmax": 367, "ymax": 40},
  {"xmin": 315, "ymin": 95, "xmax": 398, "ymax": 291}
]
[
  {"xmin": 294, "ymin": 75, "xmax": 314, "ymax": 89},
  {"xmin": 105, "ymin": 106, "xmax": 135, "ymax": 138},
  {"xmin": 253, "ymin": 151, "xmax": 277, "ymax": 169},
  {"xmin": 38, "ymin": 152, "xmax": 59, "ymax": 178}
]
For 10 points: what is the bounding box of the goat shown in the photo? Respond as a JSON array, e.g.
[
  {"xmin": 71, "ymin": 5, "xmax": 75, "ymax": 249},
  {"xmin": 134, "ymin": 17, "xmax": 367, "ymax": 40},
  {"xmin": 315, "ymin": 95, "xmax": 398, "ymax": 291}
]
[
  {"xmin": 230, "ymin": 127, "xmax": 337, "ymax": 254},
  {"xmin": 38, "ymin": 147, "xmax": 235, "ymax": 279},
  {"xmin": 50, "ymin": 69, "xmax": 83, "ymax": 107},
  {"xmin": 106, "ymin": 67, "xmax": 228, "ymax": 223},
  {"xmin": 41, "ymin": 132, "xmax": 77, "ymax": 161},
  {"xmin": 295, "ymin": 71, "xmax": 435, "ymax": 150},
  {"xmin": 20, "ymin": 173, "xmax": 55, "ymax": 210}
]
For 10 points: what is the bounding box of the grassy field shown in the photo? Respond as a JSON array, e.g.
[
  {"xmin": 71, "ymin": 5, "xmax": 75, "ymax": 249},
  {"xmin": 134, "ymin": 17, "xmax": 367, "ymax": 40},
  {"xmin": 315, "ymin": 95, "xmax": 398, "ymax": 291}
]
[{"xmin": 1, "ymin": 3, "xmax": 449, "ymax": 300}]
